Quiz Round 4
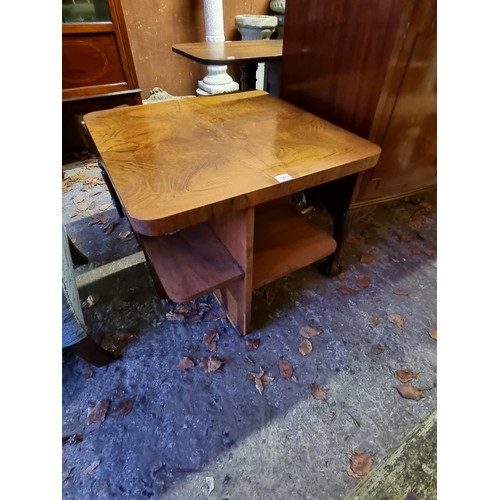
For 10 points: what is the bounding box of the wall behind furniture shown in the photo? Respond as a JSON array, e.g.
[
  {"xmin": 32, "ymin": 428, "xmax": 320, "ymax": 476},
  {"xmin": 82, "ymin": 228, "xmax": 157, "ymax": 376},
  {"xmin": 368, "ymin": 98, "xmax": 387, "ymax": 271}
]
[{"xmin": 120, "ymin": 0, "xmax": 272, "ymax": 98}]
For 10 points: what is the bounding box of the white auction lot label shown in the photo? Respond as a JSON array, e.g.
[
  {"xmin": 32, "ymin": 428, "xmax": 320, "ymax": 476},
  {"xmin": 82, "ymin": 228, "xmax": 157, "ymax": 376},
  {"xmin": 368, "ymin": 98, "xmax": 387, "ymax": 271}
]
[{"xmin": 274, "ymin": 173, "xmax": 293, "ymax": 183}]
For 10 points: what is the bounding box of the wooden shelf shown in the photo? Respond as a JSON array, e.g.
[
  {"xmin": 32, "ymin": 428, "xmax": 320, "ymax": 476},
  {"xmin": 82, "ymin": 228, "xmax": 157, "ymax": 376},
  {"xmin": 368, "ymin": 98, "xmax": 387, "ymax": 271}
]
[
  {"xmin": 252, "ymin": 200, "xmax": 337, "ymax": 289},
  {"xmin": 138, "ymin": 223, "xmax": 244, "ymax": 303}
]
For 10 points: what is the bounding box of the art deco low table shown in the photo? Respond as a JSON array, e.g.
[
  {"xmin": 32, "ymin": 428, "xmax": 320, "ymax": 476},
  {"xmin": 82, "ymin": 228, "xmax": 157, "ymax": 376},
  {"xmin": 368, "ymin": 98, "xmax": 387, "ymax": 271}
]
[{"xmin": 83, "ymin": 90, "xmax": 380, "ymax": 334}]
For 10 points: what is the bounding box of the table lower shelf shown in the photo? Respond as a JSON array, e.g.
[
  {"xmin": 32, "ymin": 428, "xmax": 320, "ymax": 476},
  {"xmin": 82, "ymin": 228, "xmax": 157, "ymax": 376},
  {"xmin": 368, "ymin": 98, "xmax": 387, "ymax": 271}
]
[
  {"xmin": 252, "ymin": 200, "xmax": 337, "ymax": 289},
  {"xmin": 137, "ymin": 199, "xmax": 337, "ymax": 333},
  {"xmin": 137, "ymin": 223, "xmax": 244, "ymax": 303}
]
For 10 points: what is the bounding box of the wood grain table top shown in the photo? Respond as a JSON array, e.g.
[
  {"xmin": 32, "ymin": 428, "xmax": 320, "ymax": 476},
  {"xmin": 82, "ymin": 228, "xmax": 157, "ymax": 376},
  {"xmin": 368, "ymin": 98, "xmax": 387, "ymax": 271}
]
[
  {"xmin": 172, "ymin": 40, "xmax": 283, "ymax": 65},
  {"xmin": 83, "ymin": 90, "xmax": 381, "ymax": 236}
]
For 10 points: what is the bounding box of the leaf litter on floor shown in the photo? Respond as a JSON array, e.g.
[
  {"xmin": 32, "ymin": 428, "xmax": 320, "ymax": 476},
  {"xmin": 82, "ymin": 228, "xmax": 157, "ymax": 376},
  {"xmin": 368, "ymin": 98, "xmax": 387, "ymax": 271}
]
[
  {"xmin": 388, "ymin": 313, "xmax": 405, "ymax": 329},
  {"xmin": 360, "ymin": 254, "xmax": 375, "ymax": 264},
  {"xmin": 200, "ymin": 357, "xmax": 224, "ymax": 374},
  {"xmin": 81, "ymin": 294, "xmax": 101, "ymax": 309},
  {"xmin": 278, "ymin": 360, "xmax": 294, "ymax": 379},
  {"xmin": 87, "ymin": 400, "xmax": 110, "ymax": 424},
  {"xmin": 299, "ymin": 339, "xmax": 312, "ymax": 356},
  {"xmin": 395, "ymin": 369, "xmax": 418, "ymax": 383},
  {"xmin": 356, "ymin": 276, "xmax": 370, "ymax": 288},
  {"xmin": 300, "ymin": 325, "xmax": 322, "ymax": 338},
  {"xmin": 311, "ymin": 383, "xmax": 328, "ymax": 401},
  {"xmin": 111, "ymin": 397, "xmax": 135, "ymax": 417},
  {"xmin": 247, "ymin": 369, "xmax": 274, "ymax": 394},
  {"xmin": 397, "ymin": 384, "xmax": 425, "ymax": 401},
  {"xmin": 347, "ymin": 452, "xmax": 374, "ymax": 479}
]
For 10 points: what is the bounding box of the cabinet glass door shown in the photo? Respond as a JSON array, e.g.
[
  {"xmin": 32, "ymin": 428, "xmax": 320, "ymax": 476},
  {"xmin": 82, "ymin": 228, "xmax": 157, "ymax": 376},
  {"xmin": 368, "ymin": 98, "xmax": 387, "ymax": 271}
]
[{"xmin": 62, "ymin": 0, "xmax": 111, "ymax": 23}]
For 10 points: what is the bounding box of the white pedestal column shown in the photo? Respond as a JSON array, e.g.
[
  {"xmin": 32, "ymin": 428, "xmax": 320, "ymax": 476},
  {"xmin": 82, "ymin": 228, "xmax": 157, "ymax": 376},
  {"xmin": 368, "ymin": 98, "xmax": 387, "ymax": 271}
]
[{"xmin": 197, "ymin": 0, "xmax": 239, "ymax": 96}]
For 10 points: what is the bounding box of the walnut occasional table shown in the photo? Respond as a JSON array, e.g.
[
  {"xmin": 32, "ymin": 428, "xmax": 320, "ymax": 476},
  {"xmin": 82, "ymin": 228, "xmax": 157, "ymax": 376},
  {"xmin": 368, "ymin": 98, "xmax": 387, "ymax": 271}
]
[
  {"xmin": 172, "ymin": 39, "xmax": 283, "ymax": 91},
  {"xmin": 83, "ymin": 90, "xmax": 380, "ymax": 334}
]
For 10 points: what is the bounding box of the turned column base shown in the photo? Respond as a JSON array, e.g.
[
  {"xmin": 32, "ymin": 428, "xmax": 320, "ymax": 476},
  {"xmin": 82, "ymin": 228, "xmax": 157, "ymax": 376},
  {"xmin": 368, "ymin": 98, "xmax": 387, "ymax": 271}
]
[{"xmin": 197, "ymin": 64, "xmax": 239, "ymax": 95}]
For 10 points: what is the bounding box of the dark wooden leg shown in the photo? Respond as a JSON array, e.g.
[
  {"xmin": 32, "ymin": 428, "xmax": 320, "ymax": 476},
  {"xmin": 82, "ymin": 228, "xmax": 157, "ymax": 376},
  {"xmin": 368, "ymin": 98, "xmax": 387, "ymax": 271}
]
[
  {"xmin": 98, "ymin": 159, "xmax": 125, "ymax": 218},
  {"xmin": 318, "ymin": 174, "xmax": 358, "ymax": 277},
  {"xmin": 240, "ymin": 63, "xmax": 259, "ymax": 91},
  {"xmin": 69, "ymin": 336, "xmax": 115, "ymax": 367},
  {"xmin": 68, "ymin": 236, "xmax": 89, "ymax": 265}
]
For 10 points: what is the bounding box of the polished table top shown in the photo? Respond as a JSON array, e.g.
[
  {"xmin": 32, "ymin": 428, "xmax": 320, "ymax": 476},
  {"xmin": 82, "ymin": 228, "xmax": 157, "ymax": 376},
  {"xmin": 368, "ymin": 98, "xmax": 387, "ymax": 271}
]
[
  {"xmin": 83, "ymin": 90, "xmax": 381, "ymax": 237},
  {"xmin": 172, "ymin": 39, "xmax": 283, "ymax": 65}
]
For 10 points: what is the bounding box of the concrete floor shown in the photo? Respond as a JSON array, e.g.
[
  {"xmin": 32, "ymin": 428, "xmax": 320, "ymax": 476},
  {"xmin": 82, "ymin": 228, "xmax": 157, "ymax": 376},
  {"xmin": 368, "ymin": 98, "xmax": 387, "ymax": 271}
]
[{"xmin": 62, "ymin": 160, "xmax": 437, "ymax": 499}]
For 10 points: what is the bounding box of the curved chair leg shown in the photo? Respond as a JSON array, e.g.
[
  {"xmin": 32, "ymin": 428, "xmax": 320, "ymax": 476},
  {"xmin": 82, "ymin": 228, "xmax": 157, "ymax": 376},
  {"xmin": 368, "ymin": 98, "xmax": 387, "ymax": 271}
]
[
  {"xmin": 68, "ymin": 336, "xmax": 115, "ymax": 367},
  {"xmin": 67, "ymin": 236, "xmax": 89, "ymax": 265}
]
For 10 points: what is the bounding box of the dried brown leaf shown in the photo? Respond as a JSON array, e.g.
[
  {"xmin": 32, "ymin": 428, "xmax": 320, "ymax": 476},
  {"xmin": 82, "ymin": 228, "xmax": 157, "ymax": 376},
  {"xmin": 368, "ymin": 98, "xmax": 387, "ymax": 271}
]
[
  {"xmin": 244, "ymin": 356, "xmax": 256, "ymax": 366},
  {"xmin": 360, "ymin": 254, "xmax": 375, "ymax": 264},
  {"xmin": 409, "ymin": 246, "xmax": 422, "ymax": 256},
  {"xmin": 104, "ymin": 221, "xmax": 118, "ymax": 235},
  {"xmin": 99, "ymin": 331, "xmax": 135, "ymax": 354},
  {"xmin": 200, "ymin": 357, "xmax": 224, "ymax": 374},
  {"xmin": 419, "ymin": 201, "xmax": 433, "ymax": 213},
  {"xmin": 85, "ymin": 459, "xmax": 101, "ymax": 475},
  {"xmin": 347, "ymin": 452, "xmax": 374, "ymax": 479},
  {"xmin": 246, "ymin": 339, "xmax": 261, "ymax": 351},
  {"xmin": 371, "ymin": 344, "xmax": 384, "ymax": 354},
  {"xmin": 100, "ymin": 202, "xmax": 113, "ymax": 211},
  {"xmin": 73, "ymin": 194, "xmax": 85, "ymax": 204},
  {"xmin": 166, "ymin": 312, "xmax": 184, "ymax": 321},
  {"xmin": 87, "ymin": 400, "xmax": 110, "ymax": 425},
  {"xmin": 409, "ymin": 214, "xmax": 425, "ymax": 228},
  {"xmin": 62, "ymin": 434, "xmax": 83, "ymax": 446},
  {"xmin": 393, "ymin": 288, "xmax": 409, "ymax": 296},
  {"xmin": 255, "ymin": 376, "xmax": 264, "ymax": 394},
  {"xmin": 299, "ymin": 339, "xmax": 312, "ymax": 356},
  {"xmin": 177, "ymin": 356, "xmax": 195, "ymax": 372},
  {"xmin": 339, "ymin": 285, "xmax": 359, "ymax": 296},
  {"xmin": 207, "ymin": 341, "xmax": 217, "ymax": 352},
  {"xmin": 203, "ymin": 329, "xmax": 219, "ymax": 346},
  {"xmin": 370, "ymin": 315, "xmax": 379, "ymax": 327},
  {"xmin": 311, "ymin": 383, "xmax": 328, "ymax": 401},
  {"xmin": 197, "ymin": 302, "xmax": 211, "ymax": 313},
  {"xmin": 111, "ymin": 397, "xmax": 135, "ymax": 417},
  {"xmin": 395, "ymin": 369, "xmax": 418, "ymax": 383},
  {"xmin": 397, "ymin": 384, "xmax": 425, "ymax": 401},
  {"xmin": 300, "ymin": 325, "xmax": 322, "ymax": 338},
  {"xmin": 248, "ymin": 370, "xmax": 274, "ymax": 394},
  {"xmin": 278, "ymin": 360, "xmax": 294, "ymax": 380},
  {"xmin": 338, "ymin": 272, "xmax": 347, "ymax": 280},
  {"xmin": 356, "ymin": 276, "xmax": 370, "ymax": 288},
  {"xmin": 117, "ymin": 230, "xmax": 132, "ymax": 240},
  {"xmin": 425, "ymin": 249, "xmax": 436, "ymax": 257},
  {"xmin": 81, "ymin": 294, "xmax": 101, "ymax": 309},
  {"xmin": 77, "ymin": 202, "xmax": 89, "ymax": 212},
  {"xmin": 174, "ymin": 305, "xmax": 193, "ymax": 315},
  {"xmin": 388, "ymin": 313, "xmax": 405, "ymax": 329},
  {"xmin": 429, "ymin": 329, "xmax": 437, "ymax": 340},
  {"xmin": 184, "ymin": 313, "xmax": 204, "ymax": 324}
]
